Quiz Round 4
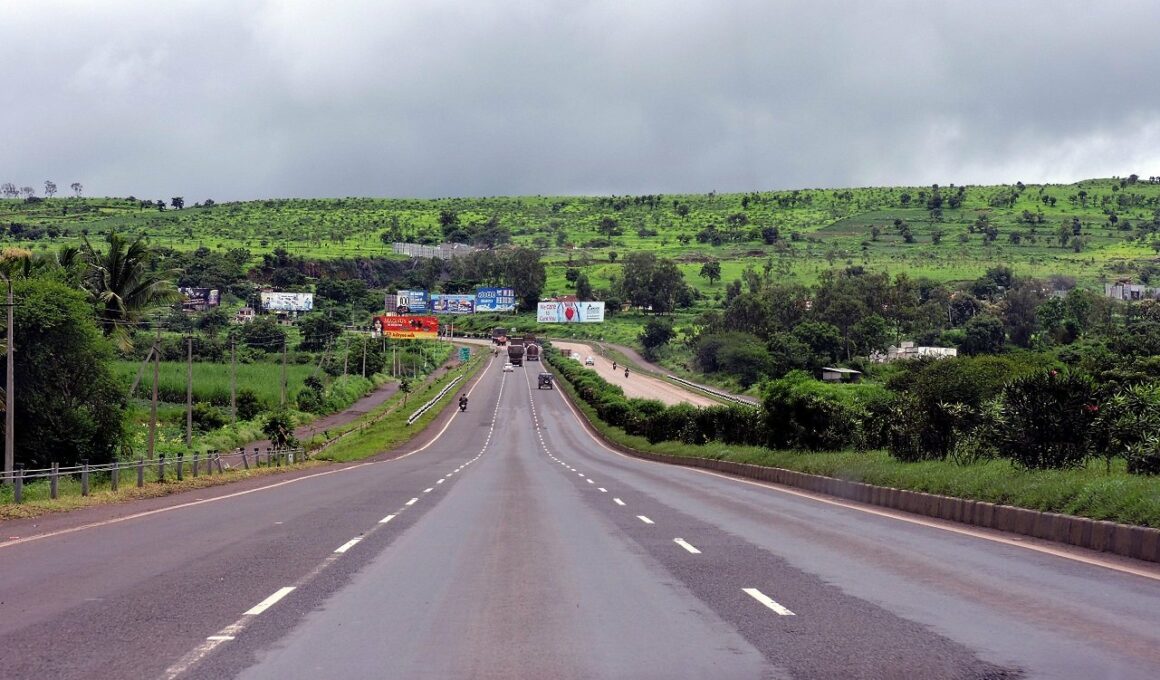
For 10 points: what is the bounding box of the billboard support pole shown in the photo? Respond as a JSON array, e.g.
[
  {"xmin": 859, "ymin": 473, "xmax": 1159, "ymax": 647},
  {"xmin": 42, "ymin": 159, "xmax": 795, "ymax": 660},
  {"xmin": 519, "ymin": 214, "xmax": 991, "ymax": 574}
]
[{"xmin": 280, "ymin": 338, "xmax": 287, "ymax": 407}]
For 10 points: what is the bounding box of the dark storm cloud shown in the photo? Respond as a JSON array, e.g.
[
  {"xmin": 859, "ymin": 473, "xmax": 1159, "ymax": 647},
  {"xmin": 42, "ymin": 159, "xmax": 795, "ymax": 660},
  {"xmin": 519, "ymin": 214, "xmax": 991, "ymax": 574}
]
[{"xmin": 2, "ymin": 0, "xmax": 1158, "ymax": 201}]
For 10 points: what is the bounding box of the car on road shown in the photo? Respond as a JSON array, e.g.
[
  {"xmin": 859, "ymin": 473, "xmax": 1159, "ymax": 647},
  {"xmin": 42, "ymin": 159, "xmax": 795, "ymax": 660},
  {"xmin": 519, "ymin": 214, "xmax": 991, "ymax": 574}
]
[
  {"xmin": 537, "ymin": 372, "xmax": 554, "ymax": 389},
  {"xmin": 503, "ymin": 363, "xmax": 514, "ymax": 372},
  {"xmin": 584, "ymin": 356, "xmax": 595, "ymax": 366}
]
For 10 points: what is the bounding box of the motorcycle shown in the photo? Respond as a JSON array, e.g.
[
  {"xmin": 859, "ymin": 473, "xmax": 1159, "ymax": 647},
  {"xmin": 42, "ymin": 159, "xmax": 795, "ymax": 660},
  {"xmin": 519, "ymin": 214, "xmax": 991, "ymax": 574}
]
[
  {"xmin": 459, "ymin": 399, "xmax": 468, "ymax": 412},
  {"xmin": 624, "ymin": 368, "xmax": 630, "ymax": 378}
]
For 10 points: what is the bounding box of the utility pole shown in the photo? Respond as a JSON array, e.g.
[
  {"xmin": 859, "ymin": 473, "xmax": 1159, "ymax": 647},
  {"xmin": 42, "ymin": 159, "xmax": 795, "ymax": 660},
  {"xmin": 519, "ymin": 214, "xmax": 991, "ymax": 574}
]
[
  {"xmin": 230, "ymin": 339, "xmax": 236, "ymax": 424},
  {"xmin": 185, "ymin": 335, "xmax": 193, "ymax": 449},
  {"xmin": 2, "ymin": 273, "xmax": 13, "ymax": 483},
  {"xmin": 147, "ymin": 321, "xmax": 160, "ymax": 459},
  {"xmin": 280, "ymin": 337, "xmax": 287, "ymax": 407},
  {"xmin": 361, "ymin": 338, "xmax": 367, "ymax": 378}
]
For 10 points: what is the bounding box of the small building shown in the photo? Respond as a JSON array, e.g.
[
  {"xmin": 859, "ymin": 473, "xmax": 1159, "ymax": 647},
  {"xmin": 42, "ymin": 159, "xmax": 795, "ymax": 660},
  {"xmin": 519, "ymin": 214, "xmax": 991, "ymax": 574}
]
[
  {"xmin": 1105, "ymin": 280, "xmax": 1160, "ymax": 301},
  {"xmin": 870, "ymin": 341, "xmax": 958, "ymax": 363},
  {"xmin": 821, "ymin": 367, "xmax": 862, "ymax": 383},
  {"xmin": 233, "ymin": 307, "xmax": 256, "ymax": 324}
]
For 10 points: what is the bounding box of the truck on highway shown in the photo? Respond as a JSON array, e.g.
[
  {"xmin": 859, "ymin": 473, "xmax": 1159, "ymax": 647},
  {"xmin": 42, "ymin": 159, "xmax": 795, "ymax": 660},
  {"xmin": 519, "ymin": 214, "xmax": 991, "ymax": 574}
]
[
  {"xmin": 524, "ymin": 334, "xmax": 541, "ymax": 362},
  {"xmin": 491, "ymin": 327, "xmax": 508, "ymax": 346},
  {"xmin": 507, "ymin": 336, "xmax": 525, "ymax": 366}
]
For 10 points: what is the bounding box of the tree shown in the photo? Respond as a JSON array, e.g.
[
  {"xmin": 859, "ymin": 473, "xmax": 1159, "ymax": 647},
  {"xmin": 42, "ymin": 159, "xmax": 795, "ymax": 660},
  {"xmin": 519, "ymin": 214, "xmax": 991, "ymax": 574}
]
[
  {"xmin": 699, "ymin": 260, "xmax": 721, "ymax": 285},
  {"xmin": 20, "ymin": 186, "xmax": 35, "ymax": 199},
  {"xmin": 81, "ymin": 232, "xmax": 177, "ymax": 347},
  {"xmin": 296, "ymin": 314, "xmax": 343, "ymax": 351},
  {"xmin": 0, "ymin": 183, "xmax": 17, "ymax": 198},
  {"xmin": 639, "ymin": 317, "xmax": 675, "ymax": 359},
  {"xmin": 70, "ymin": 182, "xmax": 83, "ymax": 198},
  {"xmin": 959, "ymin": 315, "xmax": 1006, "ymax": 355},
  {"xmin": 239, "ymin": 315, "xmax": 287, "ymax": 352},
  {"xmin": 2, "ymin": 278, "xmax": 126, "ymax": 468},
  {"xmin": 598, "ymin": 216, "xmax": 621, "ymax": 237},
  {"xmin": 501, "ymin": 247, "xmax": 546, "ymax": 311},
  {"xmin": 574, "ymin": 272, "xmax": 593, "ymax": 301},
  {"xmin": 171, "ymin": 196, "xmax": 185, "ymax": 210},
  {"xmin": 618, "ymin": 252, "xmax": 688, "ymax": 313},
  {"xmin": 44, "ymin": 180, "xmax": 57, "ymax": 198},
  {"xmin": 608, "ymin": 251, "xmax": 617, "ymax": 263}
]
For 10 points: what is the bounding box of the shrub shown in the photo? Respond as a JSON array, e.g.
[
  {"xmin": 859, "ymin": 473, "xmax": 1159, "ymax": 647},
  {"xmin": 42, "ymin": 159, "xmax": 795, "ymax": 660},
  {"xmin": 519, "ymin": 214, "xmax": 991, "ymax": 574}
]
[
  {"xmin": 762, "ymin": 371, "xmax": 888, "ymax": 451},
  {"xmin": 263, "ymin": 410, "xmax": 299, "ymax": 448},
  {"xmin": 1097, "ymin": 382, "xmax": 1160, "ymax": 475},
  {"xmin": 235, "ymin": 388, "xmax": 262, "ymax": 421},
  {"xmin": 191, "ymin": 402, "xmax": 228, "ymax": 432},
  {"xmin": 997, "ymin": 370, "xmax": 1099, "ymax": 469}
]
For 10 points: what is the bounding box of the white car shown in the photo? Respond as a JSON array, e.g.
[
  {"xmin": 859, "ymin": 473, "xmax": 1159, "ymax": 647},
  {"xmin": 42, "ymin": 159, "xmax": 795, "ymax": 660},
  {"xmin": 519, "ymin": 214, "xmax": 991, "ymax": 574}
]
[
  {"xmin": 585, "ymin": 356, "xmax": 595, "ymax": 366},
  {"xmin": 503, "ymin": 363, "xmax": 514, "ymax": 372}
]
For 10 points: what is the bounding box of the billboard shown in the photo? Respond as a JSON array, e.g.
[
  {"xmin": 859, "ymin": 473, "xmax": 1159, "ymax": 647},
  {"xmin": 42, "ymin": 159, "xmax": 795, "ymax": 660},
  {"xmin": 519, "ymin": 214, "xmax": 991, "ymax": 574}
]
[
  {"xmin": 261, "ymin": 291, "xmax": 314, "ymax": 312},
  {"xmin": 372, "ymin": 315, "xmax": 440, "ymax": 340},
  {"xmin": 537, "ymin": 301, "xmax": 606, "ymax": 323},
  {"xmin": 429, "ymin": 294, "xmax": 476, "ymax": 315},
  {"xmin": 395, "ymin": 290, "xmax": 429, "ymax": 315},
  {"xmin": 475, "ymin": 287, "xmax": 516, "ymax": 312},
  {"xmin": 179, "ymin": 287, "xmax": 220, "ymax": 311}
]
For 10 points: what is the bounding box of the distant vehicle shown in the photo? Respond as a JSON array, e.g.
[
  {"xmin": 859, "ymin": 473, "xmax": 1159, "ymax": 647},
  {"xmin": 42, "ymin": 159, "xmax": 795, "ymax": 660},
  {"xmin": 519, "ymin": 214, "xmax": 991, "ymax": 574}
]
[
  {"xmin": 508, "ymin": 335, "xmax": 526, "ymax": 366},
  {"xmin": 503, "ymin": 363, "xmax": 514, "ymax": 372},
  {"xmin": 525, "ymin": 335, "xmax": 540, "ymax": 362},
  {"xmin": 584, "ymin": 356, "xmax": 595, "ymax": 366},
  {"xmin": 537, "ymin": 373, "xmax": 554, "ymax": 389},
  {"xmin": 491, "ymin": 327, "xmax": 508, "ymax": 346}
]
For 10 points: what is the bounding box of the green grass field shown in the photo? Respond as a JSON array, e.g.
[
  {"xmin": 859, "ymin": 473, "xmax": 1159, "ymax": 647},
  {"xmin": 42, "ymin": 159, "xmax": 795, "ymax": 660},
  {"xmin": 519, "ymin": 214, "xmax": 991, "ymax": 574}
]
[{"xmin": 113, "ymin": 360, "xmax": 316, "ymax": 407}]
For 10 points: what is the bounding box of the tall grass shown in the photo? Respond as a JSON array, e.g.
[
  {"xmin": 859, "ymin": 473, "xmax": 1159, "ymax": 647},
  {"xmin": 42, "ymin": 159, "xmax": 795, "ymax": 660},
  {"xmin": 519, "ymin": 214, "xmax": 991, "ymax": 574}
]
[{"xmin": 114, "ymin": 360, "xmax": 315, "ymax": 407}]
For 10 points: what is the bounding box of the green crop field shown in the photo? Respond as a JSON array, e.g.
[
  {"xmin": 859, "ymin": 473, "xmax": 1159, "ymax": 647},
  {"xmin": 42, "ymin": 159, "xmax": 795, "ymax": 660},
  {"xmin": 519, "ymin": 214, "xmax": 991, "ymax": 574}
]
[{"xmin": 113, "ymin": 360, "xmax": 316, "ymax": 407}]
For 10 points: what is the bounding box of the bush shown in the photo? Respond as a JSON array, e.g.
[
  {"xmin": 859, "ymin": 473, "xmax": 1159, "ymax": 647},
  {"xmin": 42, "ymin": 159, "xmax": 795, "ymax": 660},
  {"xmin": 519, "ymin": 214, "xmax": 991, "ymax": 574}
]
[
  {"xmin": 263, "ymin": 410, "xmax": 299, "ymax": 448},
  {"xmin": 191, "ymin": 402, "xmax": 228, "ymax": 432},
  {"xmin": 997, "ymin": 370, "xmax": 1099, "ymax": 469},
  {"xmin": 1097, "ymin": 382, "xmax": 1160, "ymax": 475},
  {"xmin": 235, "ymin": 388, "xmax": 262, "ymax": 421},
  {"xmin": 762, "ymin": 371, "xmax": 889, "ymax": 451}
]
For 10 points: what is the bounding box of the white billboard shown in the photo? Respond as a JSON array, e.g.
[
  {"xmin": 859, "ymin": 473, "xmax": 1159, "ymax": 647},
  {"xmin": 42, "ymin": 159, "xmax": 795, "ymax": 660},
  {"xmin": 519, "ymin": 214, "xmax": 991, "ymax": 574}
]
[
  {"xmin": 537, "ymin": 301, "xmax": 606, "ymax": 323},
  {"xmin": 260, "ymin": 291, "xmax": 314, "ymax": 312}
]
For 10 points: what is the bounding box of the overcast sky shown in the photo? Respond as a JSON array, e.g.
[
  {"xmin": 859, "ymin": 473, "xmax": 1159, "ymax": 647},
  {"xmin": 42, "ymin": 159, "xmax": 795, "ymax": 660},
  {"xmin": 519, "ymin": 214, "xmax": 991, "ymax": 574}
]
[{"xmin": 2, "ymin": 0, "xmax": 1158, "ymax": 202}]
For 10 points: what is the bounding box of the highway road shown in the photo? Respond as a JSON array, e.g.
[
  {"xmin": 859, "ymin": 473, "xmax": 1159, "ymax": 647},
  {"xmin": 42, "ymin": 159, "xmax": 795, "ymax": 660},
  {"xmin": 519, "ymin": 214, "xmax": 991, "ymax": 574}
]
[{"xmin": 2, "ymin": 356, "xmax": 1159, "ymax": 679}]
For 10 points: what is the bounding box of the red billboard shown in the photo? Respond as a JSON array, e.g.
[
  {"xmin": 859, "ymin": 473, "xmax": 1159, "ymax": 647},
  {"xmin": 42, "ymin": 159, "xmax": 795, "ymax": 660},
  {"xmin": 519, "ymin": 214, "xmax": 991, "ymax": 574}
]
[{"xmin": 372, "ymin": 315, "xmax": 439, "ymax": 340}]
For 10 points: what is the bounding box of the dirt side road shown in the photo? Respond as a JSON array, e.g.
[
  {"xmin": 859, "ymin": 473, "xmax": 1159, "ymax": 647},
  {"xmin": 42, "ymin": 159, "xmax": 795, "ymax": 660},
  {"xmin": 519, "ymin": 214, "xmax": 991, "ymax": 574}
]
[{"xmin": 550, "ymin": 341, "xmax": 718, "ymax": 407}]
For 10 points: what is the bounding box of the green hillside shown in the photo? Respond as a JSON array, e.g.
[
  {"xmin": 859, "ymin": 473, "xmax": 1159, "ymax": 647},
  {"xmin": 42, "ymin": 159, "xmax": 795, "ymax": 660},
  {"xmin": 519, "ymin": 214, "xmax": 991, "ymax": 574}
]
[{"xmin": 3, "ymin": 177, "xmax": 1159, "ymax": 290}]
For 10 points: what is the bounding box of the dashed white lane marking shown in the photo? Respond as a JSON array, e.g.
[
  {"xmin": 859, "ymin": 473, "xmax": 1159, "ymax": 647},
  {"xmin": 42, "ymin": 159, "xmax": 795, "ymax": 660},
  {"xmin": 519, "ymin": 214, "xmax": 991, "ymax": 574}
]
[
  {"xmin": 614, "ymin": 498, "xmax": 626, "ymax": 506},
  {"xmin": 379, "ymin": 514, "xmax": 396, "ymax": 524},
  {"xmin": 598, "ymin": 487, "xmax": 607, "ymax": 492},
  {"xmin": 586, "ymin": 479, "xmax": 595, "ymax": 484},
  {"xmin": 405, "ymin": 498, "xmax": 418, "ymax": 506},
  {"xmin": 205, "ymin": 635, "xmax": 235, "ymax": 641},
  {"xmin": 436, "ymin": 479, "xmax": 445, "ymax": 484},
  {"xmin": 743, "ymin": 588, "xmax": 795, "ymax": 616},
  {"xmin": 578, "ymin": 473, "xmax": 585, "ymax": 477},
  {"xmin": 637, "ymin": 515, "xmax": 654, "ymax": 525},
  {"xmin": 674, "ymin": 538, "xmax": 701, "ymax": 554},
  {"xmin": 334, "ymin": 538, "xmax": 362, "ymax": 554},
  {"xmin": 423, "ymin": 487, "xmax": 434, "ymax": 493},
  {"xmin": 244, "ymin": 586, "xmax": 296, "ymax": 616}
]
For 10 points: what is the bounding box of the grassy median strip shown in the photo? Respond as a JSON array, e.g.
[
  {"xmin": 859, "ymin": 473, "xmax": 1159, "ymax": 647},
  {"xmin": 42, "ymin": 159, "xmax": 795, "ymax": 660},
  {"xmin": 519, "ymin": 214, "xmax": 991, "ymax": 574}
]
[
  {"xmin": 314, "ymin": 354, "xmax": 486, "ymax": 463},
  {"xmin": 550, "ymin": 360, "xmax": 1160, "ymax": 529}
]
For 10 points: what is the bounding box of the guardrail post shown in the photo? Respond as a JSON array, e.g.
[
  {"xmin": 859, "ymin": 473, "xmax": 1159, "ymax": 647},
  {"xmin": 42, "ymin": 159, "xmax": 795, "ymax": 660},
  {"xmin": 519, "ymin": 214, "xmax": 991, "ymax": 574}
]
[
  {"xmin": 241, "ymin": 448, "xmax": 249, "ymax": 470},
  {"xmin": 274, "ymin": 448, "xmax": 281, "ymax": 467},
  {"xmin": 215, "ymin": 453, "xmax": 224, "ymax": 473},
  {"xmin": 13, "ymin": 465, "xmax": 22, "ymax": 504},
  {"xmin": 50, "ymin": 462, "xmax": 59, "ymax": 499},
  {"xmin": 81, "ymin": 460, "xmax": 90, "ymax": 496},
  {"xmin": 137, "ymin": 458, "xmax": 144, "ymax": 487},
  {"xmin": 176, "ymin": 453, "xmax": 184, "ymax": 481},
  {"xmin": 111, "ymin": 461, "xmax": 119, "ymax": 492},
  {"xmin": 191, "ymin": 452, "xmax": 198, "ymax": 477},
  {"xmin": 157, "ymin": 454, "xmax": 165, "ymax": 482}
]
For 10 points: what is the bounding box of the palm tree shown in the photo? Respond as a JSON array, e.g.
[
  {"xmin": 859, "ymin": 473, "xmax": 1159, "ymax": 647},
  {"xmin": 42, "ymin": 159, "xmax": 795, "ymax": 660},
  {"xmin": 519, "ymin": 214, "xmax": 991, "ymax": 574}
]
[{"xmin": 81, "ymin": 232, "xmax": 177, "ymax": 346}]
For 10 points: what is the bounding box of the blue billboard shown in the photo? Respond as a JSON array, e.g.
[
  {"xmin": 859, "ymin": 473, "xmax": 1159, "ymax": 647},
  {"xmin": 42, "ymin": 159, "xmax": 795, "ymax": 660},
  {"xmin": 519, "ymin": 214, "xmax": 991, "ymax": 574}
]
[
  {"xmin": 475, "ymin": 287, "xmax": 516, "ymax": 312},
  {"xmin": 395, "ymin": 289, "xmax": 429, "ymax": 314}
]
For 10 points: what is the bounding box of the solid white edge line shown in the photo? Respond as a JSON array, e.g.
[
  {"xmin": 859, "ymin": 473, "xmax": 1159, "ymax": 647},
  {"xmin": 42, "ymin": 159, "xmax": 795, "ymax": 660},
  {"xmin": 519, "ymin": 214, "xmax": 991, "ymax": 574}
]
[
  {"xmin": 334, "ymin": 538, "xmax": 361, "ymax": 554},
  {"xmin": 674, "ymin": 538, "xmax": 701, "ymax": 554},
  {"xmin": 244, "ymin": 586, "xmax": 296, "ymax": 616},
  {"xmin": 547, "ymin": 380, "xmax": 1160, "ymax": 583},
  {"xmin": 743, "ymin": 587, "xmax": 795, "ymax": 616},
  {"xmin": 637, "ymin": 515, "xmax": 654, "ymax": 525},
  {"xmin": 379, "ymin": 514, "xmax": 396, "ymax": 524}
]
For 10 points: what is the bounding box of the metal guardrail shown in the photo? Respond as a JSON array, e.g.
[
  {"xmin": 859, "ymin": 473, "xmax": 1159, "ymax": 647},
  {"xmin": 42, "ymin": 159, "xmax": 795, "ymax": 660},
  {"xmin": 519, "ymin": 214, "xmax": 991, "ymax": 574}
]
[
  {"xmin": 666, "ymin": 375, "xmax": 759, "ymax": 407},
  {"xmin": 2, "ymin": 447, "xmax": 305, "ymax": 504},
  {"xmin": 407, "ymin": 375, "xmax": 464, "ymax": 425}
]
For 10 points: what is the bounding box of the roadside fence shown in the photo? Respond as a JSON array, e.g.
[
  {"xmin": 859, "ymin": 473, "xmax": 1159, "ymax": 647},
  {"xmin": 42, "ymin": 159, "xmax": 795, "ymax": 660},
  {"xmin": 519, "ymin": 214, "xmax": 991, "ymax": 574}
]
[
  {"xmin": 407, "ymin": 375, "xmax": 464, "ymax": 425},
  {"xmin": 1, "ymin": 446, "xmax": 305, "ymax": 505},
  {"xmin": 666, "ymin": 375, "xmax": 759, "ymax": 407}
]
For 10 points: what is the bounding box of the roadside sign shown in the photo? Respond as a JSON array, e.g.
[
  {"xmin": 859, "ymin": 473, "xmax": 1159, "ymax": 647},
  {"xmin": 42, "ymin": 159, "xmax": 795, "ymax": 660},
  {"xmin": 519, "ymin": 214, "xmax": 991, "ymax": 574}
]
[{"xmin": 458, "ymin": 347, "xmax": 470, "ymax": 361}]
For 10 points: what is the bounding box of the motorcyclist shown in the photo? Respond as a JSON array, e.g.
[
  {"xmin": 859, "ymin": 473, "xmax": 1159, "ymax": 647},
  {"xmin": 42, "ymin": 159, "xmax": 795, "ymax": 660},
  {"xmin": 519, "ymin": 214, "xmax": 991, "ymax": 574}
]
[
  {"xmin": 612, "ymin": 361, "xmax": 617, "ymax": 371},
  {"xmin": 459, "ymin": 394, "xmax": 468, "ymax": 410},
  {"xmin": 624, "ymin": 367, "xmax": 630, "ymax": 378}
]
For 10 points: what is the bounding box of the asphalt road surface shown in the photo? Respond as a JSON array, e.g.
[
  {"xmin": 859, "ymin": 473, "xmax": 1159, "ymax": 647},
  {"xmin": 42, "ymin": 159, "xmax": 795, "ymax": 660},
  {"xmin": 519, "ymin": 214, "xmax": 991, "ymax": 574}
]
[{"xmin": 2, "ymin": 357, "xmax": 1159, "ymax": 679}]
